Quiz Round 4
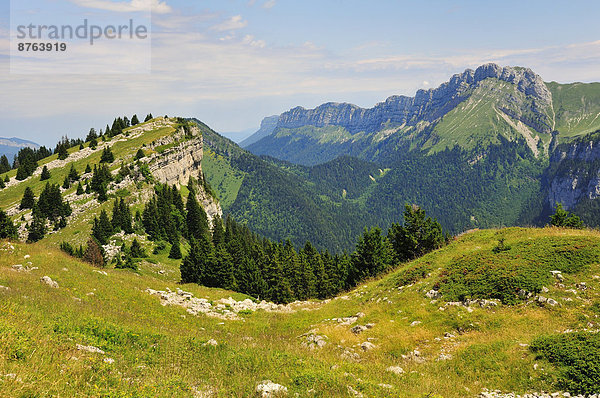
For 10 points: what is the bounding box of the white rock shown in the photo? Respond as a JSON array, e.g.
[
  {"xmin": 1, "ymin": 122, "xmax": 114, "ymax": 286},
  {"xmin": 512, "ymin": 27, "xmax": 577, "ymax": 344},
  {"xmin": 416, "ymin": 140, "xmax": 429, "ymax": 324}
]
[
  {"xmin": 203, "ymin": 339, "xmax": 218, "ymax": 347},
  {"xmin": 360, "ymin": 341, "xmax": 376, "ymax": 351},
  {"xmin": 386, "ymin": 366, "xmax": 405, "ymax": 375},
  {"xmin": 410, "ymin": 321, "xmax": 421, "ymax": 326},
  {"xmin": 256, "ymin": 380, "xmax": 288, "ymax": 397},
  {"xmin": 40, "ymin": 276, "xmax": 59, "ymax": 288},
  {"xmin": 76, "ymin": 344, "xmax": 105, "ymax": 354},
  {"xmin": 103, "ymin": 358, "xmax": 115, "ymax": 364}
]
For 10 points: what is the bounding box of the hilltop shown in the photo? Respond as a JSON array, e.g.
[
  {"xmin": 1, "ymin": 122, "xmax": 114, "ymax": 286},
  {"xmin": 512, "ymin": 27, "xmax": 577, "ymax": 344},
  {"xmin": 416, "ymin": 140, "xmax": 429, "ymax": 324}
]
[{"xmin": 1, "ymin": 227, "xmax": 600, "ymax": 396}]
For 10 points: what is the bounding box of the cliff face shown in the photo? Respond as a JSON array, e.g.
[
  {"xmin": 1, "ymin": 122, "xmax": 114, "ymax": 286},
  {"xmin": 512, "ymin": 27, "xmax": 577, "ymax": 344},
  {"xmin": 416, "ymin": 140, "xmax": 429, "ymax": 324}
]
[
  {"xmin": 240, "ymin": 115, "xmax": 279, "ymax": 148},
  {"xmin": 148, "ymin": 124, "xmax": 222, "ymax": 221},
  {"xmin": 546, "ymin": 133, "xmax": 600, "ymax": 210},
  {"xmin": 276, "ymin": 63, "xmax": 553, "ymax": 135}
]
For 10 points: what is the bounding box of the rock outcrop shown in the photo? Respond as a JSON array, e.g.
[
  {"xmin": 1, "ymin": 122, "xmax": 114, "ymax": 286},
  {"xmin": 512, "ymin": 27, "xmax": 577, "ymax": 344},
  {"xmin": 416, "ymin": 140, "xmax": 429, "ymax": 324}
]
[
  {"xmin": 275, "ymin": 64, "xmax": 553, "ymax": 135},
  {"xmin": 546, "ymin": 132, "xmax": 600, "ymax": 210}
]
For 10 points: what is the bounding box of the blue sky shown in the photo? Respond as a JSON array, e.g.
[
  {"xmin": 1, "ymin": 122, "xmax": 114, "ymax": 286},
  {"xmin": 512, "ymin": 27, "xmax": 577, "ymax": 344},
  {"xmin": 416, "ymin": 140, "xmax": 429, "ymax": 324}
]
[{"xmin": 1, "ymin": 0, "xmax": 600, "ymax": 145}]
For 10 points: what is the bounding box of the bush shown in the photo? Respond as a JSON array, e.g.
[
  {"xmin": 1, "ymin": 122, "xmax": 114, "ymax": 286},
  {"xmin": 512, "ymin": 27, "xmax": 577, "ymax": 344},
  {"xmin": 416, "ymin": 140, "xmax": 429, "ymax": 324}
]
[
  {"xmin": 437, "ymin": 236, "xmax": 599, "ymax": 304},
  {"xmin": 531, "ymin": 332, "xmax": 600, "ymax": 394}
]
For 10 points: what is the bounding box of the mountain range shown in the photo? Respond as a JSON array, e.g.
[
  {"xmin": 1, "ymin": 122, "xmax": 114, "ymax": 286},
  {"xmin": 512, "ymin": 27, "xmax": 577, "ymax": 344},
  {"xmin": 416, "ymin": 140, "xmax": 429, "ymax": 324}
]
[{"xmin": 0, "ymin": 137, "xmax": 40, "ymax": 161}]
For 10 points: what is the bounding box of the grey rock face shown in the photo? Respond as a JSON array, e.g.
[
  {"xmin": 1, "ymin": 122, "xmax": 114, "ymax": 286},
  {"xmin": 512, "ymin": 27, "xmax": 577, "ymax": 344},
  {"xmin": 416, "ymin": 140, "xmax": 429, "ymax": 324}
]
[
  {"xmin": 240, "ymin": 115, "xmax": 279, "ymax": 147},
  {"xmin": 276, "ymin": 64, "xmax": 552, "ymax": 135},
  {"xmin": 546, "ymin": 136, "xmax": 600, "ymax": 210}
]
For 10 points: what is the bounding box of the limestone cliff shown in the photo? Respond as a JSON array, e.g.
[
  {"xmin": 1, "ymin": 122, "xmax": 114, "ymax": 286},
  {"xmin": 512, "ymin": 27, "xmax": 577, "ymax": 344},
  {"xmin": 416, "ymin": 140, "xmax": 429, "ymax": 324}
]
[
  {"xmin": 147, "ymin": 124, "xmax": 222, "ymax": 222},
  {"xmin": 546, "ymin": 132, "xmax": 600, "ymax": 210}
]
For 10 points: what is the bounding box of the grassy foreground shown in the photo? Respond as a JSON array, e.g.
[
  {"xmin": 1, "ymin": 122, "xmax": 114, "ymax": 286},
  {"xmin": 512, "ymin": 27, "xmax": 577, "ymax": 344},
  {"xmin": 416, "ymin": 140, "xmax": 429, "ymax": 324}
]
[{"xmin": 1, "ymin": 227, "xmax": 600, "ymax": 397}]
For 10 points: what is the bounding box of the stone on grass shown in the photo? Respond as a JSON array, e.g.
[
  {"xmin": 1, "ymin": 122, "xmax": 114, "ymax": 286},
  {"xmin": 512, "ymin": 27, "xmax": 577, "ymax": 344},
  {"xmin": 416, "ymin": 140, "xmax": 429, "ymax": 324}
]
[
  {"xmin": 40, "ymin": 276, "xmax": 59, "ymax": 288},
  {"xmin": 256, "ymin": 380, "xmax": 288, "ymax": 397},
  {"xmin": 386, "ymin": 366, "xmax": 405, "ymax": 375},
  {"xmin": 76, "ymin": 344, "xmax": 105, "ymax": 354}
]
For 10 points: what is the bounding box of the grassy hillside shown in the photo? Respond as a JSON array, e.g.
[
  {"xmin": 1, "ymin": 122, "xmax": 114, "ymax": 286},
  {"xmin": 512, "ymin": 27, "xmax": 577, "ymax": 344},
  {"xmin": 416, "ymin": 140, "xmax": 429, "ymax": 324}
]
[
  {"xmin": 548, "ymin": 81, "xmax": 600, "ymax": 138},
  {"xmin": 2, "ymin": 226, "xmax": 600, "ymax": 396}
]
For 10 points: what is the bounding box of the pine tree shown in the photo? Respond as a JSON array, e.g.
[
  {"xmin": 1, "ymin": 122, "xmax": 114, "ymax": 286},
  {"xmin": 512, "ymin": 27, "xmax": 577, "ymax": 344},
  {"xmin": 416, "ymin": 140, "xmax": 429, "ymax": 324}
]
[
  {"xmin": 0, "ymin": 155, "xmax": 10, "ymax": 174},
  {"xmin": 212, "ymin": 215, "xmax": 225, "ymax": 247},
  {"xmin": 85, "ymin": 164, "xmax": 92, "ymax": 174},
  {"xmin": 350, "ymin": 227, "xmax": 394, "ymax": 284},
  {"xmin": 27, "ymin": 204, "xmax": 46, "ymax": 243},
  {"xmin": 57, "ymin": 145, "xmax": 68, "ymax": 160},
  {"xmin": 168, "ymin": 240, "xmax": 182, "ymax": 259},
  {"xmin": 388, "ymin": 204, "xmax": 446, "ymax": 262},
  {"xmin": 0, "ymin": 209, "xmax": 18, "ymax": 239},
  {"xmin": 0, "ymin": 178, "xmax": 4, "ymax": 189},
  {"xmin": 236, "ymin": 257, "xmax": 267, "ymax": 298},
  {"xmin": 144, "ymin": 113, "xmax": 153, "ymax": 122},
  {"xmin": 549, "ymin": 203, "xmax": 585, "ymax": 229},
  {"xmin": 185, "ymin": 191, "xmax": 209, "ymax": 240},
  {"xmin": 68, "ymin": 164, "xmax": 79, "ymax": 182},
  {"xmin": 180, "ymin": 238, "xmax": 202, "ymax": 284},
  {"xmin": 16, "ymin": 165, "xmax": 29, "ymax": 181},
  {"xmin": 4, "ymin": 175, "xmax": 9, "ymax": 183},
  {"xmin": 134, "ymin": 148, "xmax": 145, "ymax": 160},
  {"xmin": 100, "ymin": 147, "xmax": 115, "ymax": 163},
  {"xmin": 120, "ymin": 199, "xmax": 133, "ymax": 233},
  {"xmin": 92, "ymin": 210, "xmax": 113, "ymax": 245},
  {"xmin": 131, "ymin": 114, "xmax": 140, "ymax": 125},
  {"xmin": 20, "ymin": 187, "xmax": 35, "ymax": 210},
  {"xmin": 40, "ymin": 165, "xmax": 51, "ymax": 181},
  {"xmin": 130, "ymin": 238, "xmax": 146, "ymax": 258},
  {"xmin": 214, "ymin": 244, "xmax": 235, "ymax": 290},
  {"xmin": 62, "ymin": 175, "xmax": 70, "ymax": 189},
  {"xmin": 76, "ymin": 182, "xmax": 84, "ymax": 195}
]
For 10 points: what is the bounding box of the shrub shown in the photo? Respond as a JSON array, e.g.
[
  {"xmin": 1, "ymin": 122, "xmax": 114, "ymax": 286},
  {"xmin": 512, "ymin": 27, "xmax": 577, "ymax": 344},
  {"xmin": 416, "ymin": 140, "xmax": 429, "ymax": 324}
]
[{"xmin": 531, "ymin": 332, "xmax": 600, "ymax": 394}]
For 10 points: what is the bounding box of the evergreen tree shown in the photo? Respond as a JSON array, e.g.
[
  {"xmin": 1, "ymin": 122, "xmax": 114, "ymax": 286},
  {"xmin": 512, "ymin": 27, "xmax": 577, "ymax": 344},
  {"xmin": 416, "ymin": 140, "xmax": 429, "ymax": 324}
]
[
  {"xmin": 0, "ymin": 155, "xmax": 10, "ymax": 174},
  {"xmin": 27, "ymin": 204, "xmax": 46, "ymax": 243},
  {"xmin": 83, "ymin": 238, "xmax": 104, "ymax": 267},
  {"xmin": 388, "ymin": 204, "xmax": 446, "ymax": 262},
  {"xmin": 144, "ymin": 113, "xmax": 153, "ymax": 122},
  {"xmin": 350, "ymin": 227, "xmax": 393, "ymax": 284},
  {"xmin": 185, "ymin": 191, "xmax": 209, "ymax": 240},
  {"xmin": 180, "ymin": 238, "xmax": 202, "ymax": 283},
  {"xmin": 197, "ymin": 233, "xmax": 216, "ymax": 286},
  {"xmin": 85, "ymin": 164, "xmax": 92, "ymax": 174},
  {"xmin": 16, "ymin": 165, "xmax": 29, "ymax": 181},
  {"xmin": 134, "ymin": 148, "xmax": 145, "ymax": 160},
  {"xmin": 92, "ymin": 210, "xmax": 113, "ymax": 245},
  {"xmin": 214, "ymin": 244, "xmax": 235, "ymax": 290},
  {"xmin": 130, "ymin": 238, "xmax": 146, "ymax": 258},
  {"xmin": 86, "ymin": 128, "xmax": 98, "ymax": 142},
  {"xmin": 131, "ymin": 114, "xmax": 140, "ymax": 125},
  {"xmin": 4, "ymin": 175, "xmax": 8, "ymax": 183},
  {"xmin": 550, "ymin": 203, "xmax": 585, "ymax": 229},
  {"xmin": 68, "ymin": 164, "xmax": 79, "ymax": 181},
  {"xmin": 236, "ymin": 257, "xmax": 267, "ymax": 298},
  {"xmin": 212, "ymin": 215, "xmax": 225, "ymax": 247},
  {"xmin": 76, "ymin": 182, "xmax": 84, "ymax": 195},
  {"xmin": 20, "ymin": 187, "xmax": 35, "ymax": 210},
  {"xmin": 0, "ymin": 209, "xmax": 18, "ymax": 239},
  {"xmin": 168, "ymin": 240, "xmax": 182, "ymax": 259},
  {"xmin": 100, "ymin": 147, "xmax": 115, "ymax": 163},
  {"xmin": 62, "ymin": 175, "xmax": 70, "ymax": 189},
  {"xmin": 0, "ymin": 178, "xmax": 4, "ymax": 189},
  {"xmin": 40, "ymin": 165, "xmax": 51, "ymax": 181},
  {"xmin": 57, "ymin": 145, "xmax": 68, "ymax": 160}
]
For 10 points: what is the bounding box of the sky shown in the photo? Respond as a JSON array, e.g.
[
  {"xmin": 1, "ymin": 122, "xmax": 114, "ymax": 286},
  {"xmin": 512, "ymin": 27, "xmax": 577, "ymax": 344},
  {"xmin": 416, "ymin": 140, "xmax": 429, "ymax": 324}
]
[{"xmin": 1, "ymin": 0, "xmax": 600, "ymax": 146}]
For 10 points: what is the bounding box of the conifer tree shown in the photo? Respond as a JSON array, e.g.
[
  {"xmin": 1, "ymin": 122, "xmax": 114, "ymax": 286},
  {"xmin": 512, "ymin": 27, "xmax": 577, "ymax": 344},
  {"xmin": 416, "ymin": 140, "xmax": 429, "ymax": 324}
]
[
  {"xmin": 57, "ymin": 145, "xmax": 68, "ymax": 160},
  {"xmin": 16, "ymin": 165, "xmax": 29, "ymax": 181},
  {"xmin": 76, "ymin": 182, "xmax": 84, "ymax": 195},
  {"xmin": 92, "ymin": 210, "xmax": 113, "ymax": 245},
  {"xmin": 549, "ymin": 203, "xmax": 584, "ymax": 229},
  {"xmin": 100, "ymin": 147, "xmax": 115, "ymax": 163},
  {"xmin": 27, "ymin": 204, "xmax": 46, "ymax": 243},
  {"xmin": 214, "ymin": 244, "xmax": 235, "ymax": 290},
  {"xmin": 134, "ymin": 148, "xmax": 145, "ymax": 160},
  {"xmin": 168, "ymin": 239, "xmax": 182, "ymax": 259},
  {"xmin": 144, "ymin": 113, "xmax": 153, "ymax": 122},
  {"xmin": 68, "ymin": 164, "xmax": 79, "ymax": 182},
  {"xmin": 180, "ymin": 238, "xmax": 202, "ymax": 283},
  {"xmin": 0, "ymin": 155, "xmax": 10, "ymax": 174},
  {"xmin": 62, "ymin": 175, "xmax": 70, "ymax": 189},
  {"xmin": 130, "ymin": 238, "xmax": 146, "ymax": 258},
  {"xmin": 185, "ymin": 191, "xmax": 209, "ymax": 240},
  {"xmin": 85, "ymin": 164, "xmax": 92, "ymax": 174},
  {"xmin": 0, "ymin": 209, "xmax": 18, "ymax": 239},
  {"xmin": 0, "ymin": 178, "xmax": 4, "ymax": 189},
  {"xmin": 350, "ymin": 227, "xmax": 393, "ymax": 284},
  {"xmin": 40, "ymin": 165, "xmax": 51, "ymax": 181},
  {"xmin": 212, "ymin": 215, "xmax": 225, "ymax": 247},
  {"xmin": 20, "ymin": 187, "xmax": 35, "ymax": 210},
  {"xmin": 131, "ymin": 114, "xmax": 140, "ymax": 125}
]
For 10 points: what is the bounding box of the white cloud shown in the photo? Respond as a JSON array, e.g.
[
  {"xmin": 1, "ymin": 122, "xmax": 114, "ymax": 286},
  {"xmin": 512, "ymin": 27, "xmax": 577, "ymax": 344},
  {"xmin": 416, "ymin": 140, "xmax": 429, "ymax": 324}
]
[
  {"xmin": 211, "ymin": 15, "xmax": 248, "ymax": 32},
  {"xmin": 69, "ymin": 0, "xmax": 172, "ymax": 14},
  {"xmin": 262, "ymin": 0, "xmax": 276, "ymax": 9}
]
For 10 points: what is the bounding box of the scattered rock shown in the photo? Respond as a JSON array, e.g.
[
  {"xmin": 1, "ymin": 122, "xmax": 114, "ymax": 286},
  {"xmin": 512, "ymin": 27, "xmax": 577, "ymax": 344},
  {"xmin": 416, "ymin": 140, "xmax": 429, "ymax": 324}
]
[
  {"xmin": 426, "ymin": 289, "xmax": 442, "ymax": 299},
  {"xmin": 23, "ymin": 255, "xmax": 30, "ymax": 259},
  {"xmin": 378, "ymin": 383, "xmax": 393, "ymax": 389},
  {"xmin": 550, "ymin": 270, "xmax": 564, "ymax": 281},
  {"xmin": 93, "ymin": 270, "xmax": 108, "ymax": 276},
  {"xmin": 103, "ymin": 358, "xmax": 115, "ymax": 364},
  {"xmin": 341, "ymin": 348, "xmax": 360, "ymax": 362},
  {"xmin": 360, "ymin": 341, "xmax": 376, "ymax": 351},
  {"xmin": 402, "ymin": 349, "xmax": 425, "ymax": 363},
  {"xmin": 300, "ymin": 333, "xmax": 327, "ymax": 349},
  {"xmin": 203, "ymin": 339, "xmax": 218, "ymax": 347},
  {"xmin": 256, "ymin": 380, "xmax": 288, "ymax": 397},
  {"xmin": 76, "ymin": 344, "xmax": 105, "ymax": 354},
  {"xmin": 576, "ymin": 282, "xmax": 587, "ymax": 290},
  {"xmin": 0, "ymin": 285, "xmax": 10, "ymax": 291},
  {"xmin": 437, "ymin": 353, "xmax": 452, "ymax": 361},
  {"xmin": 386, "ymin": 366, "xmax": 405, "ymax": 375},
  {"xmin": 351, "ymin": 325, "xmax": 368, "ymax": 334},
  {"xmin": 541, "ymin": 286, "xmax": 549, "ymax": 293},
  {"xmin": 347, "ymin": 386, "xmax": 364, "ymax": 397},
  {"xmin": 410, "ymin": 321, "xmax": 421, "ymax": 327},
  {"xmin": 40, "ymin": 276, "xmax": 59, "ymax": 288}
]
